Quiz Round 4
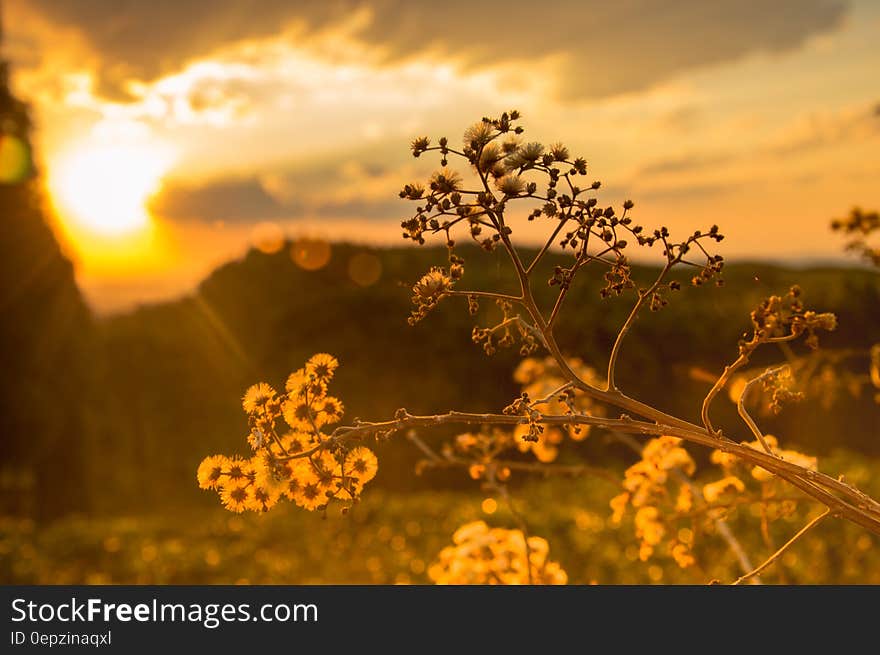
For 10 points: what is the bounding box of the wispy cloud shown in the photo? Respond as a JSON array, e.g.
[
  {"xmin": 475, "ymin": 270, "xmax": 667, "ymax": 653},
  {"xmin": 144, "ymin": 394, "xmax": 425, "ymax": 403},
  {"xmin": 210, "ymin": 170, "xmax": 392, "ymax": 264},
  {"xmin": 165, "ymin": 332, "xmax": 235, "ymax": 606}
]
[{"xmin": 24, "ymin": 0, "xmax": 850, "ymax": 101}]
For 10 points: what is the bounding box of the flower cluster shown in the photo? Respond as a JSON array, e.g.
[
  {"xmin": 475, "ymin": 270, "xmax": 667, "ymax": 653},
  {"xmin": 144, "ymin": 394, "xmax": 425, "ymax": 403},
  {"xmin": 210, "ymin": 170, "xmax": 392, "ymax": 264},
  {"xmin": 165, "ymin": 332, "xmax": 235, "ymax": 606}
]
[
  {"xmin": 727, "ymin": 365, "xmax": 804, "ymax": 415},
  {"xmin": 399, "ymin": 110, "xmax": 727, "ymax": 368},
  {"xmin": 709, "ymin": 435, "xmax": 816, "ymax": 490},
  {"xmin": 470, "ymin": 299, "xmax": 539, "ymax": 356},
  {"xmin": 407, "ymin": 245, "xmax": 465, "ymax": 325},
  {"xmin": 509, "ymin": 357, "xmax": 600, "ymax": 462},
  {"xmin": 831, "ymin": 206, "xmax": 880, "ymax": 266},
  {"xmin": 428, "ymin": 521, "xmax": 567, "ymax": 585},
  {"xmin": 610, "ymin": 436, "xmax": 697, "ymax": 566},
  {"xmin": 409, "ymin": 266, "xmax": 456, "ymax": 324},
  {"xmin": 444, "ymin": 357, "xmax": 602, "ymax": 482},
  {"xmin": 445, "ymin": 428, "xmax": 515, "ymax": 482},
  {"xmin": 197, "ymin": 354, "xmax": 378, "ymax": 513},
  {"xmin": 744, "ymin": 286, "xmax": 837, "ymax": 353},
  {"xmin": 610, "ymin": 433, "xmax": 819, "ymax": 569}
]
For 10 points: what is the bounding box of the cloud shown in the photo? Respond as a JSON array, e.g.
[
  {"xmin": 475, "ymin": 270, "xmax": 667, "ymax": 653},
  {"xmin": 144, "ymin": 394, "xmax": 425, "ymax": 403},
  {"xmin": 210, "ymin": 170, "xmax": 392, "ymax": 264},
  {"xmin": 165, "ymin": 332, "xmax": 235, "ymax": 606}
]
[
  {"xmin": 635, "ymin": 153, "xmax": 735, "ymax": 177},
  {"xmin": 152, "ymin": 151, "xmax": 415, "ymax": 224},
  {"xmin": 153, "ymin": 97, "xmax": 880, "ymax": 227},
  {"xmin": 768, "ymin": 101, "xmax": 880, "ymax": 154},
  {"xmin": 632, "ymin": 99, "xmax": 880, "ymax": 181},
  {"xmin": 150, "ymin": 178, "xmax": 292, "ymax": 222},
  {"xmin": 26, "ymin": 0, "xmax": 850, "ymax": 101}
]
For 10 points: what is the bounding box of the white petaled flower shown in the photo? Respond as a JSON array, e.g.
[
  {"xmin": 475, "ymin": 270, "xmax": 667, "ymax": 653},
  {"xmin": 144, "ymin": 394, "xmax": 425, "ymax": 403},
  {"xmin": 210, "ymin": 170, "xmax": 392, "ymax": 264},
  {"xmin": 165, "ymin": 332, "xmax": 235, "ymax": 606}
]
[{"xmin": 496, "ymin": 174, "xmax": 526, "ymax": 196}]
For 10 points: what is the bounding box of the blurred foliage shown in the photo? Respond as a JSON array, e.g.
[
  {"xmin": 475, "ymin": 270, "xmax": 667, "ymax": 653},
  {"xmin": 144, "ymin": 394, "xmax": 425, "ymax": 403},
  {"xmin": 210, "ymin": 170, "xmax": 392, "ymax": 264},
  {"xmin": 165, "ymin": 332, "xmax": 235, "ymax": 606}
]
[
  {"xmin": 1, "ymin": 449, "xmax": 876, "ymax": 584},
  {"xmin": 2, "ymin": 233, "xmax": 879, "ymax": 516},
  {"xmin": 80, "ymin": 241, "xmax": 880, "ymax": 513}
]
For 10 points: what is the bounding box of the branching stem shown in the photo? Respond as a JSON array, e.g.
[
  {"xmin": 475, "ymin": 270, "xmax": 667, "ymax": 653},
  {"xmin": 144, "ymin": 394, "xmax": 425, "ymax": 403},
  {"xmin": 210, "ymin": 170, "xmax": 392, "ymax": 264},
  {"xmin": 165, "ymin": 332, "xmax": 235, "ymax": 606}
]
[{"xmin": 732, "ymin": 508, "xmax": 832, "ymax": 585}]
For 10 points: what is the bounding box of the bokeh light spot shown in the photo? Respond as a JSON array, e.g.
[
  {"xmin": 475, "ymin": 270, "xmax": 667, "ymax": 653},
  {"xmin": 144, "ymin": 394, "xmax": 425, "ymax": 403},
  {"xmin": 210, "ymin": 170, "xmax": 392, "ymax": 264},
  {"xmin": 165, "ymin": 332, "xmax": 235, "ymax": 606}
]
[
  {"xmin": 251, "ymin": 221, "xmax": 285, "ymax": 254},
  {"xmin": 348, "ymin": 251, "xmax": 382, "ymax": 286},
  {"xmin": 481, "ymin": 497, "xmax": 498, "ymax": 515},
  {"xmin": 291, "ymin": 237, "xmax": 331, "ymax": 271},
  {"xmin": 0, "ymin": 134, "xmax": 31, "ymax": 184}
]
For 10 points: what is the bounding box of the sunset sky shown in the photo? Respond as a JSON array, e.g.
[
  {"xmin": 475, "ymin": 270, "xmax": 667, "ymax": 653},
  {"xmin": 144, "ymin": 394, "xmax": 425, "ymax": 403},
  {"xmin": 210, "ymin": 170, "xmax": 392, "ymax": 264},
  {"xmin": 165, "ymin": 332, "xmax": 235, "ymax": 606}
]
[{"xmin": 5, "ymin": 0, "xmax": 879, "ymax": 312}]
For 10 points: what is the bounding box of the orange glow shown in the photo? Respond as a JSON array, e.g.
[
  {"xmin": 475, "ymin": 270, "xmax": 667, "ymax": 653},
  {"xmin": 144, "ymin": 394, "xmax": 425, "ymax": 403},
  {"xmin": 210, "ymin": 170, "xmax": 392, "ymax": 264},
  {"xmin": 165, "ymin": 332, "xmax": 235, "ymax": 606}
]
[
  {"xmin": 49, "ymin": 140, "xmax": 172, "ymax": 238},
  {"xmin": 45, "ymin": 136, "xmax": 179, "ymax": 281},
  {"xmin": 291, "ymin": 237, "xmax": 332, "ymax": 271}
]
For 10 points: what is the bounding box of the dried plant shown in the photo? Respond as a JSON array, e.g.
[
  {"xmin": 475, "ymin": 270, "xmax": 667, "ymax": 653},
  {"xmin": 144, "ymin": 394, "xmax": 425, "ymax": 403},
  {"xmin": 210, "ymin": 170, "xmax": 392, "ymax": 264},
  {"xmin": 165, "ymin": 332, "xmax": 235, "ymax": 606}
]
[
  {"xmin": 832, "ymin": 207, "xmax": 880, "ymax": 267},
  {"xmin": 199, "ymin": 112, "xmax": 880, "ymax": 584}
]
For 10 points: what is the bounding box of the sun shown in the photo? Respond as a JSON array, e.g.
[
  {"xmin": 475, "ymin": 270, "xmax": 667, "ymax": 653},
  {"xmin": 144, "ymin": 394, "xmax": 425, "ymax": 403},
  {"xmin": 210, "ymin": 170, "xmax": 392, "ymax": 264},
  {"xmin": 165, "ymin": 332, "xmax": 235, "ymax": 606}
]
[{"xmin": 49, "ymin": 141, "xmax": 171, "ymax": 237}]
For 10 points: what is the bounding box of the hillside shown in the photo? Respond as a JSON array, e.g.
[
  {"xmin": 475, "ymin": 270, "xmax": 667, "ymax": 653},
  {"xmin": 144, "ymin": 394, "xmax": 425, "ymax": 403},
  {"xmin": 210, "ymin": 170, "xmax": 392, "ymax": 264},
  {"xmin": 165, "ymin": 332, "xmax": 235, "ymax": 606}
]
[{"xmin": 89, "ymin": 242, "xmax": 880, "ymax": 512}]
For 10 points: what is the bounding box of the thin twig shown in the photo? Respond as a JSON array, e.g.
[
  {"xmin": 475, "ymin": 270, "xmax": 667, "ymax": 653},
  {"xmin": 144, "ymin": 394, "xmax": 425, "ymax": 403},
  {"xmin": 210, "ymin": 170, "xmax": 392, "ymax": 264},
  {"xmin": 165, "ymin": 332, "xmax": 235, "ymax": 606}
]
[
  {"xmin": 606, "ymin": 263, "xmax": 671, "ymax": 391},
  {"xmin": 445, "ymin": 290, "xmax": 523, "ymax": 304},
  {"xmin": 738, "ymin": 364, "xmax": 789, "ymax": 454},
  {"xmin": 495, "ymin": 480, "xmax": 534, "ymax": 585},
  {"xmin": 701, "ymin": 353, "xmax": 748, "ymax": 435},
  {"xmin": 732, "ymin": 508, "xmax": 832, "ymax": 585},
  {"xmin": 529, "ymin": 382, "xmax": 574, "ymax": 407}
]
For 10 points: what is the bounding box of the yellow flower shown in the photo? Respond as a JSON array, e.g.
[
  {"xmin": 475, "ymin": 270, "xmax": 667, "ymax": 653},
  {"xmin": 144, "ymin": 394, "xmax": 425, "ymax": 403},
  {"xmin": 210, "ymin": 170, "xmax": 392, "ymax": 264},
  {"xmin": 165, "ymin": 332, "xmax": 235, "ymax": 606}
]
[
  {"xmin": 317, "ymin": 396, "xmax": 344, "ymax": 425},
  {"xmin": 306, "ymin": 353, "xmax": 339, "ymax": 381},
  {"xmin": 671, "ymin": 542, "xmax": 695, "ymax": 569},
  {"xmin": 610, "ymin": 493, "xmax": 629, "ymax": 524},
  {"xmin": 197, "ymin": 455, "xmax": 228, "ymax": 490},
  {"xmin": 455, "ymin": 433, "xmax": 478, "ymax": 450},
  {"xmin": 643, "ymin": 436, "xmax": 696, "ymax": 476},
  {"xmin": 342, "ymin": 447, "xmax": 378, "ymax": 495},
  {"xmin": 279, "ymin": 431, "xmax": 309, "ymax": 454},
  {"xmin": 242, "ymin": 382, "xmax": 276, "ymax": 414},
  {"xmin": 514, "ymin": 424, "xmax": 562, "ymax": 463},
  {"xmin": 220, "ymin": 482, "xmax": 251, "ymax": 513},
  {"xmin": 779, "ymin": 449, "xmax": 817, "ymax": 471},
  {"xmin": 285, "ymin": 368, "xmax": 326, "ymax": 398},
  {"xmin": 282, "ymin": 398, "xmax": 314, "ymax": 431},
  {"xmin": 282, "ymin": 475, "xmax": 301, "ymax": 501},
  {"xmin": 310, "ymin": 451, "xmax": 340, "ymax": 492},
  {"xmin": 495, "ymin": 174, "xmax": 526, "ymax": 196},
  {"xmin": 702, "ymin": 476, "xmax": 746, "ymax": 503},
  {"xmin": 225, "ymin": 457, "xmax": 251, "ymax": 482},
  {"xmin": 634, "ymin": 506, "xmax": 665, "ymax": 546},
  {"xmin": 453, "ymin": 521, "xmax": 489, "ymax": 544},
  {"xmin": 675, "ymin": 485, "xmax": 693, "ymax": 513},
  {"xmin": 468, "ymin": 463, "xmax": 486, "ymax": 480},
  {"xmin": 413, "ymin": 268, "xmax": 452, "ymax": 301},
  {"xmin": 293, "ymin": 481, "xmax": 325, "ymax": 511},
  {"xmin": 538, "ymin": 561, "xmax": 568, "ymax": 585},
  {"xmin": 710, "ymin": 449, "xmax": 739, "ymax": 470},
  {"xmin": 252, "ymin": 453, "xmax": 292, "ymax": 494},
  {"xmin": 247, "ymin": 484, "xmax": 282, "ymax": 512},
  {"xmin": 280, "ymin": 458, "xmax": 315, "ymax": 501},
  {"xmin": 430, "ymin": 522, "xmax": 567, "ymax": 585},
  {"xmin": 463, "ymin": 122, "xmax": 494, "ymax": 148}
]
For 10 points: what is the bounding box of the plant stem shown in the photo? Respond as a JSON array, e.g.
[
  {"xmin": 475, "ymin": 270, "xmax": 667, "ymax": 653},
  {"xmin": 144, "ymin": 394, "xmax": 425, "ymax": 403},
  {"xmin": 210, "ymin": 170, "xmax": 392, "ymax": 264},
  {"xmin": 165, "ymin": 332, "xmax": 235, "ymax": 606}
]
[
  {"xmin": 732, "ymin": 508, "xmax": 832, "ymax": 585},
  {"xmin": 606, "ymin": 263, "xmax": 671, "ymax": 391}
]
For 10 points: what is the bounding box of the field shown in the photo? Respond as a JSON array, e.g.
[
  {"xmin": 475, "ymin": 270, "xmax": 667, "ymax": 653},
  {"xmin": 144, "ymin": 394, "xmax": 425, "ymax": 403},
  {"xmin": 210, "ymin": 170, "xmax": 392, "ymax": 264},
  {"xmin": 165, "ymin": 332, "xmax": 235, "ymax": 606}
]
[{"xmin": 4, "ymin": 449, "xmax": 878, "ymax": 585}]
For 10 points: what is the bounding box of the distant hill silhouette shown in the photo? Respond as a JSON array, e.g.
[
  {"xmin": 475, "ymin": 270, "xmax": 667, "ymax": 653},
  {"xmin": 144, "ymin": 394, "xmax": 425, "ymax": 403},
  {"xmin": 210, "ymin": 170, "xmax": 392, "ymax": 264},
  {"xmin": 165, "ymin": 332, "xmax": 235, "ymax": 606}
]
[{"xmin": 88, "ymin": 241, "xmax": 879, "ymax": 512}]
